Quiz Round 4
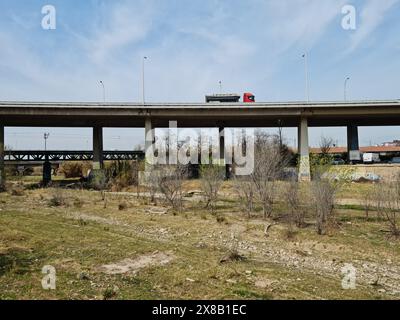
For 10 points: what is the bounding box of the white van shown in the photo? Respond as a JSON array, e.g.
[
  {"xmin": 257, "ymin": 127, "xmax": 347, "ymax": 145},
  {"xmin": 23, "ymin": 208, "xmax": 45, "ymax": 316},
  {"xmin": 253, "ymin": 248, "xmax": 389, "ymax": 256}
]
[{"xmin": 363, "ymin": 153, "xmax": 380, "ymax": 164}]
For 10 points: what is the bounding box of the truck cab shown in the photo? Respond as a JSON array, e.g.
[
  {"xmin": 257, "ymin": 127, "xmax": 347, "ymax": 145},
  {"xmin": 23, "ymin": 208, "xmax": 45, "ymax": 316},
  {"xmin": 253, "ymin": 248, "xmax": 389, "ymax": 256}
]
[{"xmin": 243, "ymin": 93, "xmax": 255, "ymax": 103}]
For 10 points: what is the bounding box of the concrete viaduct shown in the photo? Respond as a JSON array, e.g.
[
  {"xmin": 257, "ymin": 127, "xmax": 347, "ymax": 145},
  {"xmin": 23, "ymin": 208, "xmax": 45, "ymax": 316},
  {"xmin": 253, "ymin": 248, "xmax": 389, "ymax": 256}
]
[{"xmin": 1, "ymin": 100, "xmax": 400, "ymax": 187}]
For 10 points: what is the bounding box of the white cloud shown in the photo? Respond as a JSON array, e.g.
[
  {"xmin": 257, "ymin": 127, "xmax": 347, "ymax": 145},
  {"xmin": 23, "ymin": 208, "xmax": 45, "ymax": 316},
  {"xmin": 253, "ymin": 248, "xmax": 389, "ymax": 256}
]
[
  {"xmin": 84, "ymin": 1, "xmax": 156, "ymax": 64},
  {"xmin": 348, "ymin": 0, "xmax": 399, "ymax": 52}
]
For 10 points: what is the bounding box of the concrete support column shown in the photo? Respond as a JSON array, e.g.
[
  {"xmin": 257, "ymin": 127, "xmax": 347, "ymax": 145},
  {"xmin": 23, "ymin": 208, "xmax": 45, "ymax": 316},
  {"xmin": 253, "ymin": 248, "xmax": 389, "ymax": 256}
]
[
  {"xmin": 298, "ymin": 117, "xmax": 311, "ymax": 182},
  {"xmin": 0, "ymin": 125, "xmax": 5, "ymax": 190},
  {"xmin": 219, "ymin": 127, "xmax": 225, "ymax": 165},
  {"xmin": 93, "ymin": 126, "xmax": 103, "ymax": 170},
  {"xmin": 219, "ymin": 127, "xmax": 227, "ymax": 178},
  {"xmin": 347, "ymin": 124, "xmax": 361, "ymax": 163},
  {"xmin": 144, "ymin": 118, "xmax": 154, "ymax": 172}
]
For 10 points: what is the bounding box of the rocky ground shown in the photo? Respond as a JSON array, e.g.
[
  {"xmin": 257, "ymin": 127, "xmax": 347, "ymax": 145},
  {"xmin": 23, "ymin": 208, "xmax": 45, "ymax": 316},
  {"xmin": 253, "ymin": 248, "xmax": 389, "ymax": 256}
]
[{"xmin": 0, "ymin": 179, "xmax": 399, "ymax": 300}]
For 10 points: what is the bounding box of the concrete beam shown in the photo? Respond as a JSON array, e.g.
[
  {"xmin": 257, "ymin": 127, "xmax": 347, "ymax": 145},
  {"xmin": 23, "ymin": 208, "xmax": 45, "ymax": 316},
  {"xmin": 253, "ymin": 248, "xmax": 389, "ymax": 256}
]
[
  {"xmin": 347, "ymin": 125, "xmax": 361, "ymax": 163},
  {"xmin": 0, "ymin": 125, "xmax": 4, "ymax": 190},
  {"xmin": 298, "ymin": 117, "xmax": 311, "ymax": 182},
  {"xmin": 93, "ymin": 126, "xmax": 103, "ymax": 170}
]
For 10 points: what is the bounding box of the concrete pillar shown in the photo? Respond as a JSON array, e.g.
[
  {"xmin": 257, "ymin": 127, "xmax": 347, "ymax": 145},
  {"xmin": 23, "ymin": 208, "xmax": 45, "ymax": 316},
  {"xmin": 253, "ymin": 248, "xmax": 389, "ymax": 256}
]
[
  {"xmin": 93, "ymin": 126, "xmax": 103, "ymax": 170},
  {"xmin": 219, "ymin": 127, "xmax": 228, "ymax": 178},
  {"xmin": 0, "ymin": 125, "xmax": 5, "ymax": 191},
  {"xmin": 144, "ymin": 118, "xmax": 154, "ymax": 172},
  {"xmin": 298, "ymin": 117, "xmax": 311, "ymax": 182},
  {"xmin": 347, "ymin": 124, "xmax": 361, "ymax": 163},
  {"xmin": 219, "ymin": 127, "xmax": 225, "ymax": 165}
]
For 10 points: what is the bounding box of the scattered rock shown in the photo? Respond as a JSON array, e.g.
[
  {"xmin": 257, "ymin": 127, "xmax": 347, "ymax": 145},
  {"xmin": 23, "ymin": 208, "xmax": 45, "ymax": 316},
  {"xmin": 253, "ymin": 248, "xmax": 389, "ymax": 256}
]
[
  {"xmin": 226, "ymin": 279, "xmax": 237, "ymax": 284},
  {"xmin": 98, "ymin": 251, "xmax": 174, "ymax": 275},
  {"xmin": 77, "ymin": 272, "xmax": 90, "ymax": 280}
]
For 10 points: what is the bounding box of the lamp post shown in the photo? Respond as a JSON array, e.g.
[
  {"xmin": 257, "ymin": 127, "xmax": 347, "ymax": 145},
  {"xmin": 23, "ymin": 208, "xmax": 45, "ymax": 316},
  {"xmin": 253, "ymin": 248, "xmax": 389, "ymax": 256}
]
[
  {"xmin": 44, "ymin": 133, "xmax": 50, "ymax": 151},
  {"xmin": 344, "ymin": 77, "xmax": 350, "ymax": 101},
  {"xmin": 99, "ymin": 80, "xmax": 105, "ymax": 103},
  {"xmin": 142, "ymin": 56, "xmax": 148, "ymax": 104},
  {"xmin": 302, "ymin": 53, "xmax": 310, "ymax": 102}
]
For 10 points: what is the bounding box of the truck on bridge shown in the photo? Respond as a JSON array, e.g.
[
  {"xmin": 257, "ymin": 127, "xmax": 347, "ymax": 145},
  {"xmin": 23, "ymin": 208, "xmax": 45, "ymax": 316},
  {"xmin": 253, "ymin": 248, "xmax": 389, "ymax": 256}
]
[{"xmin": 205, "ymin": 93, "xmax": 255, "ymax": 103}]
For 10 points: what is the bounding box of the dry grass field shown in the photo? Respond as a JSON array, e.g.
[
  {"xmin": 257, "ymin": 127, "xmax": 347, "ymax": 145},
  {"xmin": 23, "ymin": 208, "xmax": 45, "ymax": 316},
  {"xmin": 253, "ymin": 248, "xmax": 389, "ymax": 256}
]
[{"xmin": 0, "ymin": 177, "xmax": 399, "ymax": 300}]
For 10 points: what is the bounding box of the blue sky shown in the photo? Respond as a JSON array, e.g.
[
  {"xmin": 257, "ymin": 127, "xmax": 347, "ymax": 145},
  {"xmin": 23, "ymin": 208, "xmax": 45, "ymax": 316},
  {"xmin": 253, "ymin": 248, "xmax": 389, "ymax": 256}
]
[{"xmin": 0, "ymin": 0, "xmax": 399, "ymax": 149}]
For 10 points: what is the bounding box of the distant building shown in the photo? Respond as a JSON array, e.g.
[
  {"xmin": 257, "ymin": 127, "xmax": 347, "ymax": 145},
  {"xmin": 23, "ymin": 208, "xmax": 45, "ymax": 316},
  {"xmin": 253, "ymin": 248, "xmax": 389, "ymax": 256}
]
[{"xmin": 381, "ymin": 140, "xmax": 400, "ymax": 147}]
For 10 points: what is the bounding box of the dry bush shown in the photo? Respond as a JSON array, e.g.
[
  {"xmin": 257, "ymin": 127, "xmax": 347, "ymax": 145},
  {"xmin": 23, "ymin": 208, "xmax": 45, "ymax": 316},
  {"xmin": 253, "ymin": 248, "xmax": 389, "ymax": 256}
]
[
  {"xmin": 372, "ymin": 176, "xmax": 400, "ymax": 238},
  {"xmin": 59, "ymin": 162, "xmax": 91, "ymax": 178},
  {"xmin": 251, "ymin": 133, "xmax": 289, "ymax": 219},
  {"xmin": 199, "ymin": 164, "xmax": 225, "ymax": 214},
  {"xmin": 105, "ymin": 160, "xmax": 140, "ymax": 190},
  {"xmin": 233, "ymin": 176, "xmax": 255, "ymax": 218},
  {"xmin": 73, "ymin": 197, "xmax": 84, "ymax": 208},
  {"xmin": 10, "ymin": 184, "xmax": 25, "ymax": 196},
  {"xmin": 48, "ymin": 189, "xmax": 67, "ymax": 207},
  {"xmin": 118, "ymin": 201, "xmax": 128, "ymax": 211},
  {"xmin": 156, "ymin": 165, "xmax": 187, "ymax": 212},
  {"xmin": 286, "ymin": 178, "xmax": 306, "ymax": 228},
  {"xmin": 311, "ymin": 178, "xmax": 337, "ymax": 235}
]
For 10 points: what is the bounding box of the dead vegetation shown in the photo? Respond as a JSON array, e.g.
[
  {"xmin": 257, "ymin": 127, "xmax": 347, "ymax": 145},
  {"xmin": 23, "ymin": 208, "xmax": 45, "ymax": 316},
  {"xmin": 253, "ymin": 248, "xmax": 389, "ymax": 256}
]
[{"xmin": 199, "ymin": 164, "xmax": 225, "ymax": 214}]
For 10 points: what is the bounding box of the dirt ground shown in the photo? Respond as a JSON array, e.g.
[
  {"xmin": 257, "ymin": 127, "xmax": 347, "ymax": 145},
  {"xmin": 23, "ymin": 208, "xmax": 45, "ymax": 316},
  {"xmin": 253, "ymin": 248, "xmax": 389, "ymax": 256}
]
[{"xmin": 0, "ymin": 178, "xmax": 399, "ymax": 300}]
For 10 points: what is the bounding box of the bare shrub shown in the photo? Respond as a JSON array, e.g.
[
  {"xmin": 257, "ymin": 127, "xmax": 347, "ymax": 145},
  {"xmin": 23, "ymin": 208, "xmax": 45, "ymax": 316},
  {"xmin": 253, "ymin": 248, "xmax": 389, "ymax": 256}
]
[
  {"xmin": 60, "ymin": 162, "xmax": 91, "ymax": 178},
  {"xmin": 105, "ymin": 160, "xmax": 140, "ymax": 190},
  {"xmin": 363, "ymin": 186, "xmax": 374, "ymax": 220},
  {"xmin": 10, "ymin": 184, "xmax": 25, "ymax": 196},
  {"xmin": 310, "ymin": 155, "xmax": 351, "ymax": 235},
  {"xmin": 373, "ymin": 176, "xmax": 400, "ymax": 238},
  {"xmin": 156, "ymin": 165, "xmax": 187, "ymax": 213},
  {"xmin": 199, "ymin": 164, "xmax": 225, "ymax": 214},
  {"xmin": 311, "ymin": 178, "xmax": 338, "ymax": 235},
  {"xmin": 251, "ymin": 133, "xmax": 288, "ymax": 219},
  {"xmin": 73, "ymin": 197, "xmax": 84, "ymax": 208},
  {"xmin": 233, "ymin": 176, "xmax": 255, "ymax": 218},
  {"xmin": 48, "ymin": 189, "xmax": 66, "ymax": 207},
  {"xmin": 286, "ymin": 178, "xmax": 306, "ymax": 228},
  {"xmin": 118, "ymin": 201, "xmax": 128, "ymax": 211}
]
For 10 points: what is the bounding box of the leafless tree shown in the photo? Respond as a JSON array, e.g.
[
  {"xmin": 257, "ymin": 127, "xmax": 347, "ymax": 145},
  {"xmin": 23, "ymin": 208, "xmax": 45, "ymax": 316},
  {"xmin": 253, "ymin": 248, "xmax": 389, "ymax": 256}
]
[
  {"xmin": 251, "ymin": 132, "xmax": 288, "ymax": 219},
  {"xmin": 199, "ymin": 164, "xmax": 224, "ymax": 214},
  {"xmin": 319, "ymin": 136, "xmax": 335, "ymax": 156}
]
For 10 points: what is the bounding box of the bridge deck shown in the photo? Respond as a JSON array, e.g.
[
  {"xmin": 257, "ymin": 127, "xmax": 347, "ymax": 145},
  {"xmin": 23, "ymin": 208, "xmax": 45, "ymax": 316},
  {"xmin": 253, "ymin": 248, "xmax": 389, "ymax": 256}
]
[{"xmin": 1, "ymin": 100, "xmax": 400, "ymax": 127}]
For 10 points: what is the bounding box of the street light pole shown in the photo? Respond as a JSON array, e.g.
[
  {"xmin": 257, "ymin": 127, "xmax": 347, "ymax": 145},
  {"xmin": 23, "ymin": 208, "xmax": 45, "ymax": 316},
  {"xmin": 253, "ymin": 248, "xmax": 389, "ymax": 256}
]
[
  {"xmin": 302, "ymin": 53, "xmax": 310, "ymax": 102},
  {"xmin": 344, "ymin": 77, "xmax": 350, "ymax": 101},
  {"xmin": 142, "ymin": 56, "xmax": 148, "ymax": 104},
  {"xmin": 99, "ymin": 81, "xmax": 105, "ymax": 103}
]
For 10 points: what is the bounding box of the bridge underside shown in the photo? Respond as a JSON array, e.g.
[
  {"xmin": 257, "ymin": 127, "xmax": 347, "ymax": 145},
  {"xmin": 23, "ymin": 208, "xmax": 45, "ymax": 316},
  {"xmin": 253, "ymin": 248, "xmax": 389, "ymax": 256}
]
[{"xmin": 1, "ymin": 100, "xmax": 400, "ymax": 187}]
